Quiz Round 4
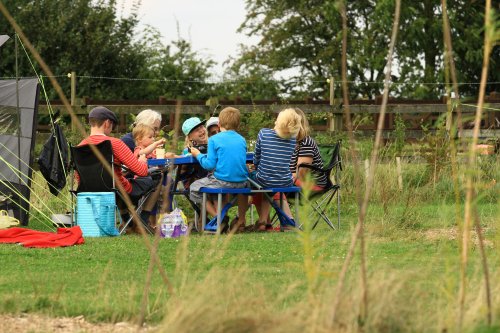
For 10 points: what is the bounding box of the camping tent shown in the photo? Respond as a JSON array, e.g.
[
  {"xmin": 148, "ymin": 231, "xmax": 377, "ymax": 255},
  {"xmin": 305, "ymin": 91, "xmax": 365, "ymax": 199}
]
[{"xmin": 0, "ymin": 78, "xmax": 40, "ymax": 225}]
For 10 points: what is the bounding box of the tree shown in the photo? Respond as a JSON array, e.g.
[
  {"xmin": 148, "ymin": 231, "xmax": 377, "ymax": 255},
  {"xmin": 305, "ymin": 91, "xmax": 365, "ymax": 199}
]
[
  {"xmin": 0, "ymin": 0, "xmax": 216, "ymax": 100},
  {"xmin": 0, "ymin": 0, "xmax": 150, "ymax": 99},
  {"xmin": 237, "ymin": 0, "xmax": 497, "ymax": 99},
  {"xmin": 238, "ymin": 0, "xmax": 341, "ymax": 99},
  {"xmin": 215, "ymin": 46, "xmax": 281, "ymax": 100},
  {"xmin": 142, "ymin": 35, "xmax": 215, "ymax": 100},
  {"xmin": 395, "ymin": 0, "xmax": 498, "ymax": 98}
]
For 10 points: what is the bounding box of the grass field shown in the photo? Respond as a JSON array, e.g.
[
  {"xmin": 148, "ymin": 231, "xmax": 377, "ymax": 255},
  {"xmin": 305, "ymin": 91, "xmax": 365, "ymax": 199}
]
[
  {"xmin": 1, "ymin": 197, "xmax": 499, "ymax": 332},
  {"xmin": 1, "ymin": 150, "xmax": 499, "ymax": 331}
]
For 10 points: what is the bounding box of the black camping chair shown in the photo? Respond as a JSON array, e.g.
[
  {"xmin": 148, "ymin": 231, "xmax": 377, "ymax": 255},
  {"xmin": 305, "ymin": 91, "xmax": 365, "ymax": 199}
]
[
  {"xmin": 296, "ymin": 140, "xmax": 342, "ymax": 230},
  {"xmin": 69, "ymin": 140, "xmax": 158, "ymax": 234}
]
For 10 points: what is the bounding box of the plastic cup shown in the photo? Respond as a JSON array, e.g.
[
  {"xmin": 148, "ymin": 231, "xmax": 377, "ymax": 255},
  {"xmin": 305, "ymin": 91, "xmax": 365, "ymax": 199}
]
[{"xmin": 155, "ymin": 148, "xmax": 165, "ymax": 159}]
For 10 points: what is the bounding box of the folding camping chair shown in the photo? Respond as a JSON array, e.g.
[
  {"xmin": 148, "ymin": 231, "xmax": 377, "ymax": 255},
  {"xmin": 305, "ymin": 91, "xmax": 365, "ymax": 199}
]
[
  {"xmin": 69, "ymin": 140, "xmax": 159, "ymax": 234},
  {"xmin": 297, "ymin": 140, "xmax": 342, "ymax": 229}
]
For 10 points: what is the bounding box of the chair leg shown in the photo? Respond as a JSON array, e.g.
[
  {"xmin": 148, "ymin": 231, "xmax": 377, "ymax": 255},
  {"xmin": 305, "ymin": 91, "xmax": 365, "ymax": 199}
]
[
  {"xmin": 201, "ymin": 193, "xmax": 207, "ymax": 234},
  {"xmin": 311, "ymin": 189, "xmax": 337, "ymax": 230},
  {"xmin": 119, "ymin": 214, "xmax": 132, "ymax": 235},
  {"xmin": 216, "ymin": 193, "xmax": 222, "ymax": 234},
  {"xmin": 294, "ymin": 191, "xmax": 299, "ymax": 226},
  {"xmin": 337, "ymin": 189, "xmax": 341, "ymax": 229},
  {"xmin": 250, "ymin": 203, "xmax": 254, "ymax": 225}
]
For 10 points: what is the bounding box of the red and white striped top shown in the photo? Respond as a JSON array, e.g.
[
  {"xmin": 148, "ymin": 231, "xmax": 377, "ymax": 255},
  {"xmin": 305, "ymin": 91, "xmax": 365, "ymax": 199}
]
[{"xmin": 78, "ymin": 135, "xmax": 149, "ymax": 193}]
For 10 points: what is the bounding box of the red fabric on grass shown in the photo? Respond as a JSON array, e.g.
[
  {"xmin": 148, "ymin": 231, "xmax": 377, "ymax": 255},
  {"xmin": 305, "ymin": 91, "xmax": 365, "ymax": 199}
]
[{"xmin": 0, "ymin": 226, "xmax": 84, "ymax": 248}]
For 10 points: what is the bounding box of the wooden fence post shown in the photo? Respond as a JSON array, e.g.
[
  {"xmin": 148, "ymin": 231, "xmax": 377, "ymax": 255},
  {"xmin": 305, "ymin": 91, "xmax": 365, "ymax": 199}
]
[
  {"xmin": 70, "ymin": 71, "xmax": 76, "ymax": 106},
  {"xmin": 328, "ymin": 77, "xmax": 335, "ymax": 132},
  {"xmin": 68, "ymin": 71, "xmax": 77, "ymax": 131},
  {"xmin": 396, "ymin": 156, "xmax": 403, "ymax": 190}
]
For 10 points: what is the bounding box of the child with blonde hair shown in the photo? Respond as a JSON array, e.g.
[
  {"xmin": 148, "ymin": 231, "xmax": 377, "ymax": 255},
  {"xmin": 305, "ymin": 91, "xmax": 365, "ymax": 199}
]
[
  {"xmin": 132, "ymin": 124, "xmax": 168, "ymax": 163},
  {"xmin": 290, "ymin": 108, "xmax": 327, "ymax": 190},
  {"xmin": 251, "ymin": 108, "xmax": 301, "ymax": 231},
  {"xmin": 132, "ymin": 123, "xmax": 174, "ymax": 228}
]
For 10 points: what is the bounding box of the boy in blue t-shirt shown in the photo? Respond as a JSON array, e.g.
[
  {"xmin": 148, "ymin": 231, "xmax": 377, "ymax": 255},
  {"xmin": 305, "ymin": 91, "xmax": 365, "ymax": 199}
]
[{"xmin": 189, "ymin": 107, "xmax": 249, "ymax": 228}]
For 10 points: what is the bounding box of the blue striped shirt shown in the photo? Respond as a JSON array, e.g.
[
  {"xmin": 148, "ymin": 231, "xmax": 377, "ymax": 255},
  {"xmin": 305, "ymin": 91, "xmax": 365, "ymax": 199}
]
[{"xmin": 254, "ymin": 128, "xmax": 296, "ymax": 188}]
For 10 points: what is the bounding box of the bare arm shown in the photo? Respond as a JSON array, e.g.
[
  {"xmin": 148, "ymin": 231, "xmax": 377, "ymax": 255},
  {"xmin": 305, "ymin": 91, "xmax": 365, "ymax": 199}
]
[
  {"xmin": 295, "ymin": 156, "xmax": 313, "ymax": 181},
  {"xmin": 139, "ymin": 138, "xmax": 166, "ymax": 156}
]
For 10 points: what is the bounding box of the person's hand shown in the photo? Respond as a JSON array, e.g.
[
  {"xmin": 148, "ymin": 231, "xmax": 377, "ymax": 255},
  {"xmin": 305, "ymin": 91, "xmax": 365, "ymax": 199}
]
[
  {"xmin": 165, "ymin": 152, "xmax": 176, "ymax": 158},
  {"xmin": 138, "ymin": 154, "xmax": 147, "ymax": 163},
  {"xmin": 190, "ymin": 147, "xmax": 200, "ymax": 157},
  {"xmin": 155, "ymin": 138, "xmax": 166, "ymax": 148}
]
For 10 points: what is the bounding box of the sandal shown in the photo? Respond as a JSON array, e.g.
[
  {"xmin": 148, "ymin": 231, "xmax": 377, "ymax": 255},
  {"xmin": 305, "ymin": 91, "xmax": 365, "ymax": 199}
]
[
  {"xmin": 243, "ymin": 224, "xmax": 257, "ymax": 232},
  {"xmin": 229, "ymin": 217, "xmax": 246, "ymax": 233},
  {"xmin": 254, "ymin": 222, "xmax": 273, "ymax": 232}
]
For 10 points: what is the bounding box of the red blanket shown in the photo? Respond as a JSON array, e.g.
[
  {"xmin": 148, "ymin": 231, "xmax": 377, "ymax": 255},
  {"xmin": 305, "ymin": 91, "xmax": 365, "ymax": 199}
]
[{"xmin": 0, "ymin": 226, "xmax": 84, "ymax": 248}]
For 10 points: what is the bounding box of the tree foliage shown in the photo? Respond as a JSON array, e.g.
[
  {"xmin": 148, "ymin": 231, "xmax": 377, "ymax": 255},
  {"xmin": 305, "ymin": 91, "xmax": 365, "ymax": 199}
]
[
  {"xmin": 0, "ymin": 0, "xmax": 145, "ymax": 99},
  {"xmin": 239, "ymin": 0, "xmax": 499, "ymax": 99},
  {"xmin": 216, "ymin": 46, "xmax": 281, "ymax": 100},
  {"xmin": 0, "ymin": 0, "xmax": 496, "ymax": 101},
  {"xmin": 137, "ymin": 27, "xmax": 215, "ymax": 100},
  {"xmin": 0, "ymin": 0, "xmax": 215, "ymax": 100}
]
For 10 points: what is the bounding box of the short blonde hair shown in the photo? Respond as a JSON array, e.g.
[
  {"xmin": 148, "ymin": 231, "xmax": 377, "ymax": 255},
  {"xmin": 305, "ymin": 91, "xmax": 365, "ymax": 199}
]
[
  {"xmin": 293, "ymin": 107, "xmax": 310, "ymax": 141},
  {"xmin": 133, "ymin": 109, "xmax": 162, "ymax": 128},
  {"xmin": 219, "ymin": 107, "xmax": 240, "ymax": 130},
  {"xmin": 133, "ymin": 123, "xmax": 154, "ymax": 144},
  {"xmin": 274, "ymin": 108, "xmax": 301, "ymax": 139}
]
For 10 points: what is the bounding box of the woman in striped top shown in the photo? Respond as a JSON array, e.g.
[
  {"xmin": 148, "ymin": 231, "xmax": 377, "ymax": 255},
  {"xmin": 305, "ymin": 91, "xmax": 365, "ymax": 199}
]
[
  {"xmin": 289, "ymin": 108, "xmax": 327, "ymax": 190},
  {"xmin": 252, "ymin": 109, "xmax": 301, "ymax": 230}
]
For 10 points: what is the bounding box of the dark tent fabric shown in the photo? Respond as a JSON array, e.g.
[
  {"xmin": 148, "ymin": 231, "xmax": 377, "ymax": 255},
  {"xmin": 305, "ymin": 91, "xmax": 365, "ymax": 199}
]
[
  {"xmin": 0, "ymin": 79, "xmax": 40, "ymax": 226},
  {"xmin": 38, "ymin": 122, "xmax": 69, "ymax": 195}
]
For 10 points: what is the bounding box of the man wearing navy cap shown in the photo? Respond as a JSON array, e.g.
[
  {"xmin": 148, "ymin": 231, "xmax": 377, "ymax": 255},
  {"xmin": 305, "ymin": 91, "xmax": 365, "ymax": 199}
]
[{"xmin": 77, "ymin": 106, "xmax": 158, "ymax": 231}]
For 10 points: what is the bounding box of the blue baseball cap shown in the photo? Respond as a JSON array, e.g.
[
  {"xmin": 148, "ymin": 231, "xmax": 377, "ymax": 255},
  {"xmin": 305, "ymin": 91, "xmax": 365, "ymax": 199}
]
[{"xmin": 182, "ymin": 117, "xmax": 207, "ymax": 136}]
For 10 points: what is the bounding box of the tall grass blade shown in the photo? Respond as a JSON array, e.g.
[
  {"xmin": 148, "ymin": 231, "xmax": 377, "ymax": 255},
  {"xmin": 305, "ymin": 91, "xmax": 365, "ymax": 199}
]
[{"xmin": 458, "ymin": 0, "xmax": 496, "ymax": 330}]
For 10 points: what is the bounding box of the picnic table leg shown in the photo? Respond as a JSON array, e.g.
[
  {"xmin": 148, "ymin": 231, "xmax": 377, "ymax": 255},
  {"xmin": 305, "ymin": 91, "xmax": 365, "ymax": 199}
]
[
  {"xmin": 201, "ymin": 193, "xmax": 207, "ymax": 234},
  {"xmin": 217, "ymin": 193, "xmax": 222, "ymax": 234},
  {"xmin": 250, "ymin": 200, "xmax": 254, "ymax": 225},
  {"xmin": 295, "ymin": 191, "xmax": 299, "ymax": 225}
]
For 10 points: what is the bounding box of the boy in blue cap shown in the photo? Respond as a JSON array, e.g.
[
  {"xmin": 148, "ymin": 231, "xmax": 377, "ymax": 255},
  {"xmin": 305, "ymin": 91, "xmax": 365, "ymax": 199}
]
[{"xmin": 189, "ymin": 107, "xmax": 249, "ymax": 230}]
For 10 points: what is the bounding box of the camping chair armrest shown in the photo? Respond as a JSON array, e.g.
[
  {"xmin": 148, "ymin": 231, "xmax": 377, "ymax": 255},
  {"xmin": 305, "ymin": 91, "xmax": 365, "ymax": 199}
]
[
  {"xmin": 328, "ymin": 160, "xmax": 342, "ymax": 171},
  {"xmin": 297, "ymin": 163, "xmax": 325, "ymax": 173}
]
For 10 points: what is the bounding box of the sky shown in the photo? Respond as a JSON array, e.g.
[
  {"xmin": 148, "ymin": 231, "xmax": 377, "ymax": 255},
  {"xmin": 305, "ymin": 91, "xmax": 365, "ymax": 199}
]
[{"xmin": 120, "ymin": 0, "xmax": 258, "ymax": 77}]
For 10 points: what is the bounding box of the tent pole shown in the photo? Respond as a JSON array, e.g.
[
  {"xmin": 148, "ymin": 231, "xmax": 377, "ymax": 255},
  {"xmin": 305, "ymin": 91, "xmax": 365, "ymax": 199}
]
[{"xmin": 15, "ymin": 33, "xmax": 21, "ymax": 210}]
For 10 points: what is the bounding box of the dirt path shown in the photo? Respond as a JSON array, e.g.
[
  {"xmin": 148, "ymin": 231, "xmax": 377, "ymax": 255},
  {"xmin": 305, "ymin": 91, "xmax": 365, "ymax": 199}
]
[{"xmin": 0, "ymin": 313, "xmax": 155, "ymax": 333}]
